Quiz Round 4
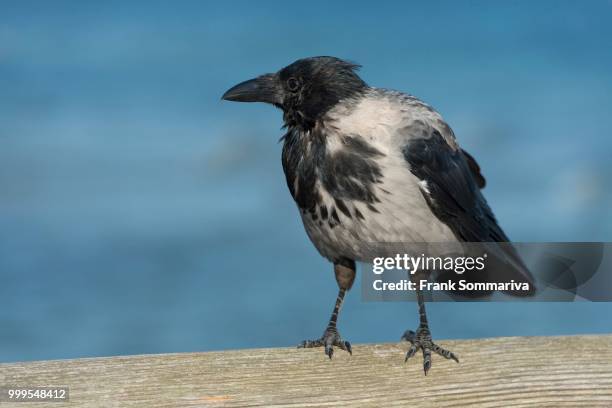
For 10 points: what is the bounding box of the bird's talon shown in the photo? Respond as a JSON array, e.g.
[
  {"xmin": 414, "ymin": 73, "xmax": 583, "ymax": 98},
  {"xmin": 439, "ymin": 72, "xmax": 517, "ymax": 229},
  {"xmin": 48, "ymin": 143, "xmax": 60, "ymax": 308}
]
[
  {"xmin": 402, "ymin": 325, "xmax": 457, "ymax": 374},
  {"xmin": 405, "ymin": 343, "xmax": 417, "ymax": 362},
  {"xmin": 299, "ymin": 327, "xmax": 352, "ymax": 359},
  {"xmin": 344, "ymin": 341, "xmax": 352, "ymax": 355}
]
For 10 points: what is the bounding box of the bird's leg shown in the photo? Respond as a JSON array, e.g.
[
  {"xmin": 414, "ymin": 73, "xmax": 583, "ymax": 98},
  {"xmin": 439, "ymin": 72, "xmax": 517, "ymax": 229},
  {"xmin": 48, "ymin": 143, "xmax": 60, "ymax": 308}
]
[
  {"xmin": 402, "ymin": 285, "xmax": 459, "ymax": 375},
  {"xmin": 298, "ymin": 259, "xmax": 355, "ymax": 359}
]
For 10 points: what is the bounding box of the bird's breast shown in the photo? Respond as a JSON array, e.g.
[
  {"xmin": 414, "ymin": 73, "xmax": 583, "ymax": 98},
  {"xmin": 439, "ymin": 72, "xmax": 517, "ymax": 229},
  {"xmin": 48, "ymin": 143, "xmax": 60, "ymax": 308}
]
[{"xmin": 282, "ymin": 128, "xmax": 456, "ymax": 262}]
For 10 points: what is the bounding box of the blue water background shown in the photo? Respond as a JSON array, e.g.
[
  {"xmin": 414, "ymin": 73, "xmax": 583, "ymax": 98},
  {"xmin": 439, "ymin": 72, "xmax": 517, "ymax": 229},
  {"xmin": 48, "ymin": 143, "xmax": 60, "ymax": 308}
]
[{"xmin": 1, "ymin": 1, "xmax": 612, "ymax": 362}]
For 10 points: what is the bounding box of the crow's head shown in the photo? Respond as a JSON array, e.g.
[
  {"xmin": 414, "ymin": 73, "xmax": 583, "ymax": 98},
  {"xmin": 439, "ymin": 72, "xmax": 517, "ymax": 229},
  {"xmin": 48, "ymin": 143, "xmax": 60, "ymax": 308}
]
[{"xmin": 222, "ymin": 56, "xmax": 367, "ymax": 129}]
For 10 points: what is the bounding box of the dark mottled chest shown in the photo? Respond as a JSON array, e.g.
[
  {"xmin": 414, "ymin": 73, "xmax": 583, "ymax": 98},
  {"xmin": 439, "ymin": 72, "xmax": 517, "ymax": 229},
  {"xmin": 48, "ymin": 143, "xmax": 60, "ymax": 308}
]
[{"xmin": 281, "ymin": 127, "xmax": 385, "ymax": 220}]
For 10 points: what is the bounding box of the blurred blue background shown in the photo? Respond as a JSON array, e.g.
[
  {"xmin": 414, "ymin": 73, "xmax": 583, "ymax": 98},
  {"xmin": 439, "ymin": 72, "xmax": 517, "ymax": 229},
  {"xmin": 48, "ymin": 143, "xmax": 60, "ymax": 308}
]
[{"xmin": 1, "ymin": 1, "xmax": 612, "ymax": 362}]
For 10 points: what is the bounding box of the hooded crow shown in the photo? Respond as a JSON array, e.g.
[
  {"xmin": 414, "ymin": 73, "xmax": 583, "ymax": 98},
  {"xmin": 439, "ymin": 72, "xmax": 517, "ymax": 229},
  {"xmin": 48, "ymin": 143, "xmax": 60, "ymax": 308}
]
[{"xmin": 222, "ymin": 56, "xmax": 534, "ymax": 374}]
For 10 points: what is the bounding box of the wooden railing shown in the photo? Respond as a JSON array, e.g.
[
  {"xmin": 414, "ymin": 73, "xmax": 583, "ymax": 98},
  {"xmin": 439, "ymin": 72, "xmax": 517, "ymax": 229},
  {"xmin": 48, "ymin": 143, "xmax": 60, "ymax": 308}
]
[{"xmin": 1, "ymin": 335, "xmax": 612, "ymax": 407}]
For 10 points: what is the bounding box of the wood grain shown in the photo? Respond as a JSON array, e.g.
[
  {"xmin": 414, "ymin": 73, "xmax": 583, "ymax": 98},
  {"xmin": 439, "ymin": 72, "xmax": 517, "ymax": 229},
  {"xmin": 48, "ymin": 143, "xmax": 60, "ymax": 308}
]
[{"xmin": 1, "ymin": 335, "xmax": 612, "ymax": 407}]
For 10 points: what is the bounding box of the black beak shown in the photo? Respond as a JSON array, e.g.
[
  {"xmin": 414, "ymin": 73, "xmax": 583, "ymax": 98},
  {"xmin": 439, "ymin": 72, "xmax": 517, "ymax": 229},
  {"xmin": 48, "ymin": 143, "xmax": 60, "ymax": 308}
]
[{"xmin": 221, "ymin": 74, "xmax": 281, "ymax": 104}]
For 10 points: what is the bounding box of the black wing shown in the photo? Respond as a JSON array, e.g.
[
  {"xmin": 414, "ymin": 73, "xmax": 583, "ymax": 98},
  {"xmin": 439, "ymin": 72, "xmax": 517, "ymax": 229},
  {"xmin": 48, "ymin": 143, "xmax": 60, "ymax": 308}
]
[
  {"xmin": 402, "ymin": 129, "xmax": 534, "ymax": 294},
  {"xmin": 461, "ymin": 148, "xmax": 486, "ymax": 189}
]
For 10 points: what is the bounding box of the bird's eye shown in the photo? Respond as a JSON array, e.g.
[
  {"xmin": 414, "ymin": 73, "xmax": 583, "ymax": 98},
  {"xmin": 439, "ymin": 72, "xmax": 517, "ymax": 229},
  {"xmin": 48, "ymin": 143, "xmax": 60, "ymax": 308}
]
[{"xmin": 286, "ymin": 77, "xmax": 300, "ymax": 92}]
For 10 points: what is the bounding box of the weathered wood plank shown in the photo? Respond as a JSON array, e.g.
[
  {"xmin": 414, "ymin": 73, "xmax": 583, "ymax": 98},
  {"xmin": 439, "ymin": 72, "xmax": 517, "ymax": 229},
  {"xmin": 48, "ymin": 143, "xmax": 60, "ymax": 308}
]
[{"xmin": 1, "ymin": 335, "xmax": 612, "ymax": 407}]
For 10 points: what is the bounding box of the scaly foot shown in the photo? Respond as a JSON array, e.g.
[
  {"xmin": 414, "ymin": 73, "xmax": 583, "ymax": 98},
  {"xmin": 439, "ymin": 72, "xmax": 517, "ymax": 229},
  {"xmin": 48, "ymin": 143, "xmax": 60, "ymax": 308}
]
[
  {"xmin": 298, "ymin": 326, "xmax": 352, "ymax": 359},
  {"xmin": 401, "ymin": 325, "xmax": 459, "ymax": 375}
]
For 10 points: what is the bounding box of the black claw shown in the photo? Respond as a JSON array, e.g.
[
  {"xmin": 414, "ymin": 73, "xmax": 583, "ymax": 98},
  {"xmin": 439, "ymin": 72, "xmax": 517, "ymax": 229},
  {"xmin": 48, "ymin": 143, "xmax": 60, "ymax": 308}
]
[
  {"xmin": 405, "ymin": 344, "xmax": 417, "ymax": 362},
  {"xmin": 423, "ymin": 351, "xmax": 432, "ymax": 375},
  {"xmin": 345, "ymin": 341, "xmax": 352, "ymax": 355}
]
